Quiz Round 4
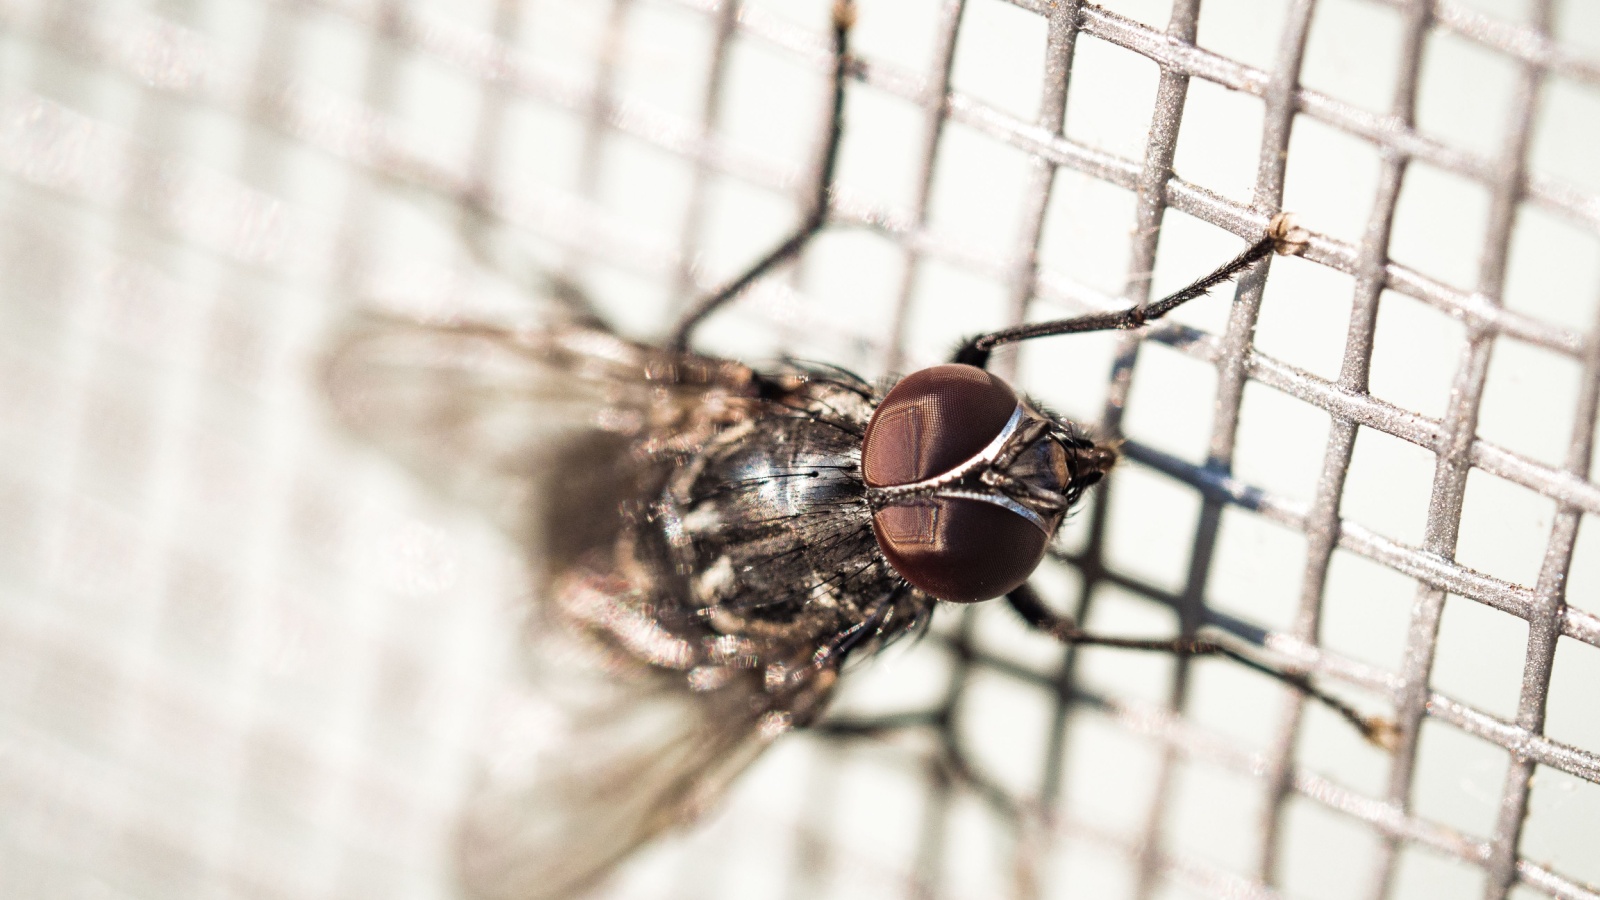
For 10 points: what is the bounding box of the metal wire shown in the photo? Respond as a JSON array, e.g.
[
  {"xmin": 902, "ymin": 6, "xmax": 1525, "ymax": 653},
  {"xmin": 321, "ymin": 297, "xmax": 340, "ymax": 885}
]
[{"xmin": 1, "ymin": 0, "xmax": 1597, "ymax": 899}]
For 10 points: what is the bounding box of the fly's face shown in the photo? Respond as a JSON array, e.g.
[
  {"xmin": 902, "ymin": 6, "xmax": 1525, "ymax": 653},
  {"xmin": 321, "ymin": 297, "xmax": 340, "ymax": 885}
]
[{"xmin": 861, "ymin": 364, "xmax": 1115, "ymax": 603}]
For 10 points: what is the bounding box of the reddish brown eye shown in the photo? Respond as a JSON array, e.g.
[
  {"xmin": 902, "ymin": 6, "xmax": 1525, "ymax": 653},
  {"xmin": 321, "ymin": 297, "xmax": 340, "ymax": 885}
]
[{"xmin": 861, "ymin": 364, "xmax": 1049, "ymax": 603}]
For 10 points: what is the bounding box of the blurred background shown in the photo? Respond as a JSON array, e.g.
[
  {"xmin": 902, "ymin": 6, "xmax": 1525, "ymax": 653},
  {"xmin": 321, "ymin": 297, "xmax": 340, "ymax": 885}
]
[{"xmin": 1, "ymin": 0, "xmax": 1598, "ymax": 898}]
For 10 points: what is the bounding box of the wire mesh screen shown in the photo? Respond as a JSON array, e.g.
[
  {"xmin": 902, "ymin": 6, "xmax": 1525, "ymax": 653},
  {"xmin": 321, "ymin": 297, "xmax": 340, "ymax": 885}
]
[{"xmin": 2, "ymin": 0, "xmax": 1598, "ymax": 898}]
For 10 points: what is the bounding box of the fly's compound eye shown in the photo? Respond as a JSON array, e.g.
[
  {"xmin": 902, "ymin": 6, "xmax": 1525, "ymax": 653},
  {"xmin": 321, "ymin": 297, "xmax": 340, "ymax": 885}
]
[{"xmin": 861, "ymin": 364, "xmax": 1052, "ymax": 603}]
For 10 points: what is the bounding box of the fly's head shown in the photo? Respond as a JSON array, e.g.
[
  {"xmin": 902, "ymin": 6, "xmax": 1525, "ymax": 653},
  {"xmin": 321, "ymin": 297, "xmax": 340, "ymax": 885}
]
[{"xmin": 861, "ymin": 364, "xmax": 1116, "ymax": 603}]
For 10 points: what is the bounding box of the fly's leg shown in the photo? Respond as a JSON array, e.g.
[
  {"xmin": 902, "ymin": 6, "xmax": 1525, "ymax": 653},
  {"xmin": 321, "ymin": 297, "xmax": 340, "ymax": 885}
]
[
  {"xmin": 952, "ymin": 214, "xmax": 1310, "ymax": 368},
  {"xmin": 669, "ymin": 0, "xmax": 856, "ymax": 350},
  {"xmin": 1006, "ymin": 583, "xmax": 1398, "ymax": 749}
]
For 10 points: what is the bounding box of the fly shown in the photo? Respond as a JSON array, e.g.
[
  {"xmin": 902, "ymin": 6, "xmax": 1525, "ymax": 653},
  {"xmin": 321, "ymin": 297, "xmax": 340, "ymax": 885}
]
[{"xmin": 323, "ymin": 4, "xmax": 1391, "ymax": 898}]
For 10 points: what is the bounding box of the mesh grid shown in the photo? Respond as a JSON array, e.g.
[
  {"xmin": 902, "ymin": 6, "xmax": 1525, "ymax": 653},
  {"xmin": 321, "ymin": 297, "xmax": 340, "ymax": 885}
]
[{"xmin": 1, "ymin": 0, "xmax": 1598, "ymax": 898}]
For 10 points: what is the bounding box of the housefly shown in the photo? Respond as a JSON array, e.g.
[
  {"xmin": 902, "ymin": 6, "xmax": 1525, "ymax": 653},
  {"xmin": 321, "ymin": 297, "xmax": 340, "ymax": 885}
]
[{"xmin": 324, "ymin": 3, "xmax": 1390, "ymax": 897}]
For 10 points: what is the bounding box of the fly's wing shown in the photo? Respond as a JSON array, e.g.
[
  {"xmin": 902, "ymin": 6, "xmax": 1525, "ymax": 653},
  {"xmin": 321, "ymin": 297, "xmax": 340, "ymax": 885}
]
[
  {"xmin": 457, "ymin": 610, "xmax": 781, "ymax": 900},
  {"xmin": 322, "ymin": 315, "xmax": 786, "ymax": 896},
  {"xmin": 322, "ymin": 315, "xmax": 751, "ymax": 562}
]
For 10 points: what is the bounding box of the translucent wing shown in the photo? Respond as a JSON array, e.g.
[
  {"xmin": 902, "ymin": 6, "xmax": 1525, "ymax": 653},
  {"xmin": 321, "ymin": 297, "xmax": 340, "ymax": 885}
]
[
  {"xmin": 457, "ymin": 610, "xmax": 779, "ymax": 900},
  {"xmin": 322, "ymin": 315, "xmax": 786, "ymax": 898},
  {"xmin": 322, "ymin": 315, "xmax": 751, "ymax": 564}
]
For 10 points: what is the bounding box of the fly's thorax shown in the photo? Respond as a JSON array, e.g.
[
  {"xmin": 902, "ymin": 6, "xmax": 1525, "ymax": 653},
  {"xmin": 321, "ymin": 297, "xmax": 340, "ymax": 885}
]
[
  {"xmin": 861, "ymin": 364, "xmax": 1115, "ymax": 603},
  {"xmin": 596, "ymin": 370, "xmax": 926, "ymax": 691}
]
